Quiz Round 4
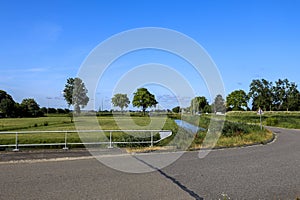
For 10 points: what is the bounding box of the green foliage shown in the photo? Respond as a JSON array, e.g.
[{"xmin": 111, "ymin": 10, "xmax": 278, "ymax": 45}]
[
  {"xmin": 265, "ymin": 117, "xmax": 279, "ymax": 126},
  {"xmin": 21, "ymin": 98, "xmax": 42, "ymax": 117},
  {"xmin": 172, "ymin": 106, "xmax": 180, "ymax": 113},
  {"xmin": 111, "ymin": 93, "xmax": 130, "ymax": 111},
  {"xmin": 248, "ymin": 78, "xmax": 300, "ymax": 111},
  {"xmin": 190, "ymin": 96, "xmax": 208, "ymax": 114},
  {"xmin": 248, "ymin": 79, "xmax": 273, "ymax": 111},
  {"xmin": 203, "ymin": 104, "xmax": 212, "ymax": 113},
  {"xmin": 226, "ymin": 111, "xmax": 300, "ymax": 129},
  {"xmin": 221, "ymin": 121, "xmax": 261, "ymax": 137},
  {"xmin": 132, "ymin": 88, "xmax": 157, "ymax": 115},
  {"xmin": 178, "ymin": 114, "xmax": 272, "ymax": 149},
  {"xmin": 226, "ymin": 89, "xmax": 248, "ymax": 111},
  {"xmin": 213, "ymin": 94, "xmax": 226, "ymax": 113},
  {"xmin": 0, "ymin": 90, "xmax": 16, "ymax": 117},
  {"xmin": 63, "ymin": 77, "xmax": 89, "ymax": 114},
  {"xmin": 273, "ymin": 79, "xmax": 300, "ymax": 111}
]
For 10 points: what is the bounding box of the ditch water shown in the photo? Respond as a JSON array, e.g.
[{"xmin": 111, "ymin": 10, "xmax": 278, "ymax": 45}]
[{"xmin": 174, "ymin": 119, "xmax": 206, "ymax": 133}]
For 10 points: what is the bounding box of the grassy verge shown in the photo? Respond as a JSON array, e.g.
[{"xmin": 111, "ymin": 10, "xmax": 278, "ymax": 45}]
[
  {"xmin": 0, "ymin": 113, "xmax": 278, "ymax": 150},
  {"xmin": 226, "ymin": 111, "xmax": 300, "ymax": 129},
  {"xmin": 168, "ymin": 114, "xmax": 274, "ymax": 150}
]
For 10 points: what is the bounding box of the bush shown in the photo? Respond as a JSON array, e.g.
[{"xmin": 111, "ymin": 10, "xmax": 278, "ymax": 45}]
[
  {"xmin": 43, "ymin": 121, "xmax": 49, "ymax": 126},
  {"xmin": 266, "ymin": 117, "xmax": 279, "ymax": 126},
  {"xmin": 221, "ymin": 121, "xmax": 261, "ymax": 137}
]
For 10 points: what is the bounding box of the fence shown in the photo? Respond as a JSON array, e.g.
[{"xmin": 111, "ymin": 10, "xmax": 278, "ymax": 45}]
[{"xmin": 0, "ymin": 130, "xmax": 172, "ymax": 151}]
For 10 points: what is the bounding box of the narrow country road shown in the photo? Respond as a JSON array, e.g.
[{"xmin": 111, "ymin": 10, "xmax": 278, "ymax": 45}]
[{"xmin": 0, "ymin": 127, "xmax": 299, "ymax": 199}]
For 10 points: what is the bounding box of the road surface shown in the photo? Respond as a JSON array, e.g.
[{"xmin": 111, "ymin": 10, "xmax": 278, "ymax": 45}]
[{"xmin": 0, "ymin": 127, "xmax": 299, "ymax": 199}]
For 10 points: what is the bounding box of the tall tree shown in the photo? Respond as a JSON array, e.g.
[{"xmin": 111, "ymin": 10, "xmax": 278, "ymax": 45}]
[
  {"xmin": 213, "ymin": 94, "xmax": 226, "ymax": 113},
  {"xmin": 226, "ymin": 90, "xmax": 248, "ymax": 111},
  {"xmin": 63, "ymin": 77, "xmax": 89, "ymax": 114},
  {"xmin": 285, "ymin": 82, "xmax": 300, "ymax": 111},
  {"xmin": 132, "ymin": 88, "xmax": 157, "ymax": 115},
  {"xmin": 111, "ymin": 93, "xmax": 130, "ymax": 112},
  {"xmin": 21, "ymin": 98, "xmax": 40, "ymax": 117},
  {"xmin": 0, "ymin": 90, "xmax": 16, "ymax": 117},
  {"xmin": 273, "ymin": 78, "xmax": 289, "ymax": 111},
  {"xmin": 190, "ymin": 96, "xmax": 208, "ymax": 114},
  {"xmin": 248, "ymin": 79, "xmax": 273, "ymax": 111}
]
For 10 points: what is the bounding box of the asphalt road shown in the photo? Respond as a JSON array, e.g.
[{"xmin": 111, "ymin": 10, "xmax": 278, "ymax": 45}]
[{"xmin": 0, "ymin": 127, "xmax": 299, "ymax": 199}]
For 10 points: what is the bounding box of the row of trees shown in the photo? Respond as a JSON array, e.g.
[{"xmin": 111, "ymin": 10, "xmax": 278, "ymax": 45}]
[
  {"xmin": 111, "ymin": 88, "xmax": 158, "ymax": 115},
  {"xmin": 248, "ymin": 78, "xmax": 299, "ymax": 111},
  {"xmin": 0, "ymin": 90, "xmax": 71, "ymax": 118},
  {"xmin": 181, "ymin": 78, "xmax": 300, "ymax": 114},
  {"xmin": 62, "ymin": 78, "xmax": 158, "ymax": 115},
  {"xmin": 63, "ymin": 77, "xmax": 299, "ymax": 113},
  {"xmin": 175, "ymin": 94, "xmax": 226, "ymax": 114},
  {"xmin": 1, "ymin": 77, "xmax": 299, "ymax": 118},
  {"xmin": 0, "ymin": 90, "xmax": 43, "ymax": 117}
]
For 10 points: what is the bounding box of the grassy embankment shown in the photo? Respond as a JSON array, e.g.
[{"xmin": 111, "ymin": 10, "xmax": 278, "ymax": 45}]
[
  {"xmin": 168, "ymin": 113, "xmax": 273, "ymax": 149},
  {"xmin": 226, "ymin": 111, "xmax": 300, "ymax": 129},
  {"xmin": 2, "ymin": 111, "xmax": 296, "ymax": 150},
  {"xmin": 0, "ymin": 114, "xmax": 176, "ymax": 148}
]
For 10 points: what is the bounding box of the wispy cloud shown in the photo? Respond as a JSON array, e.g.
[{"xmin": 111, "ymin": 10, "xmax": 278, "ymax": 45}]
[
  {"xmin": 26, "ymin": 67, "xmax": 48, "ymax": 72},
  {"xmin": 0, "ymin": 67, "xmax": 48, "ymax": 73}
]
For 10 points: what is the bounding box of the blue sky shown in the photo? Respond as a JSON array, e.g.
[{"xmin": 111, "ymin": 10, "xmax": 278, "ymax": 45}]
[{"xmin": 0, "ymin": 0, "xmax": 299, "ymax": 110}]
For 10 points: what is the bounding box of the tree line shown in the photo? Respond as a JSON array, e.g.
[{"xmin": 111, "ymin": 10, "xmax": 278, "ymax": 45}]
[
  {"xmin": 180, "ymin": 78, "xmax": 300, "ymax": 114},
  {"xmin": 63, "ymin": 78, "xmax": 158, "ymax": 115},
  {"xmin": 0, "ymin": 90, "xmax": 70, "ymax": 118},
  {"xmin": 1, "ymin": 77, "xmax": 299, "ymax": 118}
]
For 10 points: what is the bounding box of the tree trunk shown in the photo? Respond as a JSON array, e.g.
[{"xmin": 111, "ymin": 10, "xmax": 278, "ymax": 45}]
[
  {"xmin": 142, "ymin": 107, "xmax": 146, "ymax": 116},
  {"xmin": 74, "ymin": 104, "xmax": 80, "ymax": 115}
]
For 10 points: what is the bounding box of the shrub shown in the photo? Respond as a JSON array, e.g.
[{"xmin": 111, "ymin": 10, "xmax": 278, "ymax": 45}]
[
  {"xmin": 266, "ymin": 117, "xmax": 279, "ymax": 126},
  {"xmin": 221, "ymin": 121, "xmax": 261, "ymax": 137},
  {"xmin": 43, "ymin": 121, "xmax": 49, "ymax": 126}
]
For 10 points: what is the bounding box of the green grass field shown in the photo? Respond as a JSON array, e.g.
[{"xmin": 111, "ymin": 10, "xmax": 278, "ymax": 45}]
[
  {"xmin": 2, "ymin": 111, "xmax": 293, "ymax": 150},
  {"xmin": 0, "ymin": 115, "xmax": 176, "ymax": 148},
  {"xmin": 226, "ymin": 111, "xmax": 300, "ymax": 129}
]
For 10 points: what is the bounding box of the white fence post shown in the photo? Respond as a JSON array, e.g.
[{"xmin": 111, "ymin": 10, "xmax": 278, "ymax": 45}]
[
  {"xmin": 63, "ymin": 131, "xmax": 69, "ymax": 150},
  {"xmin": 150, "ymin": 131, "xmax": 153, "ymax": 147},
  {"xmin": 13, "ymin": 132, "xmax": 19, "ymax": 152},
  {"xmin": 108, "ymin": 131, "xmax": 113, "ymax": 148}
]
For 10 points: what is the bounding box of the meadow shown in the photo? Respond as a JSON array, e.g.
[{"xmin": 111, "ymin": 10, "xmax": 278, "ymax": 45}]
[
  {"xmin": 0, "ymin": 114, "xmax": 176, "ymax": 148},
  {"xmin": 1, "ymin": 111, "xmax": 297, "ymax": 150},
  {"xmin": 226, "ymin": 111, "xmax": 300, "ymax": 129}
]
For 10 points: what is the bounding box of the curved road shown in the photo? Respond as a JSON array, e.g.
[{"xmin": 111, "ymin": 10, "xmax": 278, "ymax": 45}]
[{"xmin": 0, "ymin": 127, "xmax": 299, "ymax": 199}]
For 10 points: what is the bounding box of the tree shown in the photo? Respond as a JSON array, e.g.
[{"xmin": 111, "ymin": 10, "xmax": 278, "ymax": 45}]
[
  {"xmin": 63, "ymin": 77, "xmax": 89, "ymax": 114},
  {"xmin": 132, "ymin": 88, "xmax": 157, "ymax": 115},
  {"xmin": 190, "ymin": 96, "xmax": 208, "ymax": 114},
  {"xmin": 273, "ymin": 79, "xmax": 289, "ymax": 111},
  {"xmin": 203, "ymin": 104, "xmax": 212, "ymax": 113},
  {"xmin": 213, "ymin": 94, "xmax": 226, "ymax": 113},
  {"xmin": 285, "ymin": 82, "xmax": 300, "ymax": 111},
  {"xmin": 21, "ymin": 98, "xmax": 41, "ymax": 117},
  {"xmin": 273, "ymin": 79, "xmax": 300, "ymax": 111},
  {"xmin": 0, "ymin": 90, "xmax": 16, "ymax": 117},
  {"xmin": 111, "ymin": 93, "xmax": 130, "ymax": 112},
  {"xmin": 172, "ymin": 106, "xmax": 180, "ymax": 113},
  {"xmin": 248, "ymin": 79, "xmax": 273, "ymax": 111},
  {"xmin": 226, "ymin": 90, "xmax": 248, "ymax": 111}
]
